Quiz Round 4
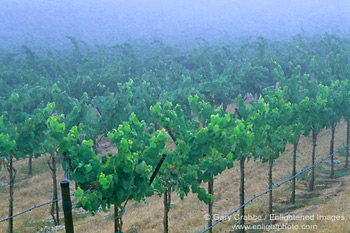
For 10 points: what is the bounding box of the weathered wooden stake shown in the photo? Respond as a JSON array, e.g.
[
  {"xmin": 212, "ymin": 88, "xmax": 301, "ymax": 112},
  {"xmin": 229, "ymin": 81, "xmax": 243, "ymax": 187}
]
[
  {"xmin": 330, "ymin": 123, "xmax": 336, "ymax": 178},
  {"xmin": 28, "ymin": 154, "xmax": 33, "ymax": 176},
  {"xmin": 114, "ymin": 205, "xmax": 123, "ymax": 233},
  {"xmin": 309, "ymin": 131, "xmax": 317, "ymax": 191},
  {"xmin": 8, "ymin": 155, "xmax": 15, "ymax": 233},
  {"xmin": 60, "ymin": 180, "xmax": 74, "ymax": 233},
  {"xmin": 163, "ymin": 187, "xmax": 171, "ymax": 233},
  {"xmin": 291, "ymin": 139, "xmax": 299, "ymax": 204},
  {"xmin": 268, "ymin": 155, "xmax": 273, "ymax": 218},
  {"xmin": 208, "ymin": 177, "xmax": 214, "ymax": 233},
  {"xmin": 345, "ymin": 121, "xmax": 350, "ymax": 168},
  {"xmin": 240, "ymin": 156, "xmax": 245, "ymax": 233}
]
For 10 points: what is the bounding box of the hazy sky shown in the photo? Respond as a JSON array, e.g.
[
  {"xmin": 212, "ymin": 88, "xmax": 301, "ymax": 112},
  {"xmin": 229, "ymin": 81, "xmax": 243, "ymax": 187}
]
[{"xmin": 1, "ymin": 0, "xmax": 350, "ymax": 49}]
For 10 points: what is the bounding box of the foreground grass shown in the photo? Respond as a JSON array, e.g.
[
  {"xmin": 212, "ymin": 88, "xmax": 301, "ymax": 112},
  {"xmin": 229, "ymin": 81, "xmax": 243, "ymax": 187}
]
[{"xmin": 290, "ymin": 185, "xmax": 350, "ymax": 233}]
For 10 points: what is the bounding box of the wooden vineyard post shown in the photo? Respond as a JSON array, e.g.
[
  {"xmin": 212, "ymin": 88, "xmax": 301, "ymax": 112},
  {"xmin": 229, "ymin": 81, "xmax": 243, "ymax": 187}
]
[
  {"xmin": 114, "ymin": 205, "xmax": 123, "ymax": 233},
  {"xmin": 60, "ymin": 180, "xmax": 74, "ymax": 233},
  {"xmin": 28, "ymin": 154, "xmax": 33, "ymax": 176},
  {"xmin": 163, "ymin": 187, "xmax": 171, "ymax": 233},
  {"xmin": 49, "ymin": 153, "xmax": 59, "ymax": 225},
  {"xmin": 240, "ymin": 156, "xmax": 245, "ymax": 233},
  {"xmin": 330, "ymin": 123, "xmax": 336, "ymax": 178},
  {"xmin": 236, "ymin": 107, "xmax": 246, "ymax": 232},
  {"xmin": 8, "ymin": 155, "xmax": 15, "ymax": 233},
  {"xmin": 309, "ymin": 131, "xmax": 317, "ymax": 191},
  {"xmin": 208, "ymin": 177, "xmax": 214, "ymax": 233},
  {"xmin": 268, "ymin": 155, "xmax": 273, "ymax": 218},
  {"xmin": 346, "ymin": 121, "xmax": 350, "ymax": 168},
  {"xmin": 291, "ymin": 139, "xmax": 299, "ymax": 204}
]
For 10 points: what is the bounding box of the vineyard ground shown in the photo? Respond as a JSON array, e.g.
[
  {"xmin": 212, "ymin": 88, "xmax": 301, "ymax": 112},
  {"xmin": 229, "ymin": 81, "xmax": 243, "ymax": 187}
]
[{"xmin": 1, "ymin": 116, "xmax": 350, "ymax": 232}]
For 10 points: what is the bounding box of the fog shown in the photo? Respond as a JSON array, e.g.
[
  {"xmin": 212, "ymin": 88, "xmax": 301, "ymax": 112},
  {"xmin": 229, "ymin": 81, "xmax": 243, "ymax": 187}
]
[{"xmin": 1, "ymin": 0, "xmax": 350, "ymax": 49}]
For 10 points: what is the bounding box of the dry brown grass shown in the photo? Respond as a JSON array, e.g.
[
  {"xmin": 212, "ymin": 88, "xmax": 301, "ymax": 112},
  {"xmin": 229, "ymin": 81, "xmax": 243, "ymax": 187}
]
[
  {"xmin": 289, "ymin": 182, "xmax": 350, "ymax": 233},
  {"xmin": 1, "ymin": 117, "xmax": 350, "ymax": 232}
]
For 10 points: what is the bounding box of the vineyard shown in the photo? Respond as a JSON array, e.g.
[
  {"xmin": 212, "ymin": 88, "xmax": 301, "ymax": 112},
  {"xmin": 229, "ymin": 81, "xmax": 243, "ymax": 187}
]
[{"xmin": 1, "ymin": 33, "xmax": 350, "ymax": 232}]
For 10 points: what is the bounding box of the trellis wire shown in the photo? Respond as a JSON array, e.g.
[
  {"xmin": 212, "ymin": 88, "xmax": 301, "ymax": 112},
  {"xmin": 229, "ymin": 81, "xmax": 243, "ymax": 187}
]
[
  {"xmin": 0, "ymin": 196, "xmax": 69, "ymax": 223},
  {"xmin": 0, "ymin": 186, "xmax": 96, "ymax": 223}
]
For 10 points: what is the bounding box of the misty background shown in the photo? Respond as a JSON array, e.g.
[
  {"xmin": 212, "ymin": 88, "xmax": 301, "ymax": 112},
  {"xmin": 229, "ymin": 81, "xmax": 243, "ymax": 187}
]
[{"xmin": 1, "ymin": 0, "xmax": 350, "ymax": 50}]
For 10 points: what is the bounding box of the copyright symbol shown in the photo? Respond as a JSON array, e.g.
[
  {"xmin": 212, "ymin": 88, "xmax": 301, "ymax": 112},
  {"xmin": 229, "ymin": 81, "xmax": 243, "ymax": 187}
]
[{"xmin": 203, "ymin": 214, "xmax": 210, "ymax": 220}]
